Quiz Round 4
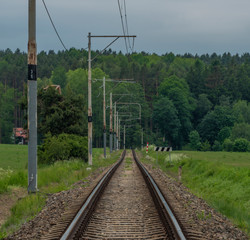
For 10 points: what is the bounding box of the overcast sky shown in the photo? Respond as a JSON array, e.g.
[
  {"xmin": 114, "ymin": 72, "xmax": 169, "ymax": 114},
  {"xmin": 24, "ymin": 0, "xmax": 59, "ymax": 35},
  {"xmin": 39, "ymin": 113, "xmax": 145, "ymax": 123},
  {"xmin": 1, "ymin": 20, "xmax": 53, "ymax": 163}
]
[{"xmin": 1, "ymin": 0, "xmax": 250, "ymax": 55}]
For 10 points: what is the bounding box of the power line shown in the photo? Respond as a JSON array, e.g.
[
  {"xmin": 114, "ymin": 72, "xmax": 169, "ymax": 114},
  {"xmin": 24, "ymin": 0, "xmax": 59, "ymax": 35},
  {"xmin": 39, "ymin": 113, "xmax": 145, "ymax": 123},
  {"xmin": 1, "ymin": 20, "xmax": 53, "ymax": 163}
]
[
  {"xmin": 123, "ymin": 0, "xmax": 133, "ymax": 51},
  {"xmin": 117, "ymin": 0, "xmax": 129, "ymax": 54},
  {"xmin": 41, "ymin": 0, "xmax": 68, "ymax": 51}
]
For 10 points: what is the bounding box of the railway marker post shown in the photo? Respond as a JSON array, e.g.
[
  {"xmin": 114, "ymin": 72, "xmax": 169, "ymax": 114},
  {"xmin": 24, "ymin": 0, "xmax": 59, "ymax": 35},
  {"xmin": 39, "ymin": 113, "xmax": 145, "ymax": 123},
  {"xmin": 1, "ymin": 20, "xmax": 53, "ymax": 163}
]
[{"xmin": 28, "ymin": 0, "xmax": 38, "ymax": 193}]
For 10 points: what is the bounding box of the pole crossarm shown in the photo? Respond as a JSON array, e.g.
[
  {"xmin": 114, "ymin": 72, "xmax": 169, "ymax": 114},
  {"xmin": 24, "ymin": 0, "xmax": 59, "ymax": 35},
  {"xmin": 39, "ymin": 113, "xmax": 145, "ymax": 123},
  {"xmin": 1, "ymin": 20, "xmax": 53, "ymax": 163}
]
[
  {"xmin": 90, "ymin": 35, "xmax": 136, "ymax": 61},
  {"xmin": 116, "ymin": 102, "xmax": 141, "ymax": 120},
  {"xmin": 90, "ymin": 35, "xmax": 136, "ymax": 38},
  {"xmin": 93, "ymin": 79, "xmax": 135, "ymax": 83}
]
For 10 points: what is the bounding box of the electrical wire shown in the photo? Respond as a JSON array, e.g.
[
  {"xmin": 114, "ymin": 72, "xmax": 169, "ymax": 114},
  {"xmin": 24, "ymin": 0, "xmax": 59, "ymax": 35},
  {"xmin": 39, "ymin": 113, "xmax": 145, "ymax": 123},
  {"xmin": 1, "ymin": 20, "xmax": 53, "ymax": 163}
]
[
  {"xmin": 41, "ymin": 0, "xmax": 68, "ymax": 51},
  {"xmin": 117, "ymin": 0, "xmax": 129, "ymax": 54},
  {"xmin": 123, "ymin": 0, "xmax": 133, "ymax": 52}
]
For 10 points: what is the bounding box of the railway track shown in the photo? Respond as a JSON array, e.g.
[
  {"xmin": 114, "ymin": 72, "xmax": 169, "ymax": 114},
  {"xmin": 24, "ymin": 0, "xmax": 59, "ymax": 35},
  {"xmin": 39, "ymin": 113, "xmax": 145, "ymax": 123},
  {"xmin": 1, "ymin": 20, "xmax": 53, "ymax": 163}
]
[{"xmin": 43, "ymin": 150, "xmax": 202, "ymax": 240}]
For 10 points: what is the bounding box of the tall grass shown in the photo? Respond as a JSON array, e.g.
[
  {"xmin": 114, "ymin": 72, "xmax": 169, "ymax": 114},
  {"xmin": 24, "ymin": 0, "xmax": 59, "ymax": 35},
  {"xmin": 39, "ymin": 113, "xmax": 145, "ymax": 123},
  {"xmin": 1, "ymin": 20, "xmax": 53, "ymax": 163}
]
[{"xmin": 138, "ymin": 148, "xmax": 250, "ymax": 235}]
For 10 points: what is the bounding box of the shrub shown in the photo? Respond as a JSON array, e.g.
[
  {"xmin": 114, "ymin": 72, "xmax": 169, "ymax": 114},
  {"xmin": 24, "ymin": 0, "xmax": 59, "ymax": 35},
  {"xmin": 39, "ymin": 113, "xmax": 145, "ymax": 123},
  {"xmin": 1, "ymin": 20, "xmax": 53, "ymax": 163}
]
[
  {"xmin": 189, "ymin": 130, "xmax": 201, "ymax": 150},
  {"xmin": 223, "ymin": 138, "xmax": 234, "ymax": 152},
  {"xmin": 233, "ymin": 138, "xmax": 249, "ymax": 152},
  {"xmin": 38, "ymin": 133, "xmax": 87, "ymax": 164},
  {"xmin": 212, "ymin": 140, "xmax": 222, "ymax": 151},
  {"xmin": 200, "ymin": 140, "xmax": 211, "ymax": 151}
]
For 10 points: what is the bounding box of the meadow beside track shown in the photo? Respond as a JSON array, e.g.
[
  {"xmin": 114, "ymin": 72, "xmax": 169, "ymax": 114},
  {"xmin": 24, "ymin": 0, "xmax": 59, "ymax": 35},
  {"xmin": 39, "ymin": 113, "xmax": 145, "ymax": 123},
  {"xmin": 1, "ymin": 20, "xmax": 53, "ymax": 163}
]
[
  {"xmin": 138, "ymin": 147, "xmax": 250, "ymax": 236},
  {"xmin": 0, "ymin": 144, "xmax": 121, "ymax": 238}
]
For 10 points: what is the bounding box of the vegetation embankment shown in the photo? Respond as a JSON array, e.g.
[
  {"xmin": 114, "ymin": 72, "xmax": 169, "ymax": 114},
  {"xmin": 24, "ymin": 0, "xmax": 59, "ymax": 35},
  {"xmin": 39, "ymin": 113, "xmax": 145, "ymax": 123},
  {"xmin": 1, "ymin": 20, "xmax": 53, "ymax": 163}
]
[
  {"xmin": 0, "ymin": 144, "xmax": 122, "ymax": 238},
  {"xmin": 138, "ymin": 147, "xmax": 250, "ymax": 236}
]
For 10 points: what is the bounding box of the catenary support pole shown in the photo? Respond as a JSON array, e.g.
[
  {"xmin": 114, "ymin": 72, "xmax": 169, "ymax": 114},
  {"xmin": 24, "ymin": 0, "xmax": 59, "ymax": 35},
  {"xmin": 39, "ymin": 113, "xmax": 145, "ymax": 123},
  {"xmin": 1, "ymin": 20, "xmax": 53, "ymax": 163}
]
[
  {"xmin": 88, "ymin": 32, "xmax": 93, "ymax": 165},
  {"xmin": 116, "ymin": 112, "xmax": 119, "ymax": 150},
  {"xmin": 124, "ymin": 125, "xmax": 126, "ymax": 149},
  {"xmin": 109, "ymin": 93, "xmax": 113, "ymax": 153},
  {"xmin": 114, "ymin": 102, "xmax": 116, "ymax": 151},
  {"xmin": 118, "ymin": 119, "xmax": 121, "ymax": 149},
  {"xmin": 103, "ymin": 77, "xmax": 106, "ymax": 158},
  {"xmin": 141, "ymin": 128, "xmax": 143, "ymax": 149},
  {"xmin": 28, "ymin": 0, "xmax": 38, "ymax": 193}
]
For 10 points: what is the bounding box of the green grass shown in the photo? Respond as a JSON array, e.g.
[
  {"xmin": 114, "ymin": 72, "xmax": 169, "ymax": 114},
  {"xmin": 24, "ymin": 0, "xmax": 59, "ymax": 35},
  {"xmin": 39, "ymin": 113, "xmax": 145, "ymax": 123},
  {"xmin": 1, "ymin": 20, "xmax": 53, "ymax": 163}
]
[
  {"xmin": 138, "ymin": 147, "xmax": 250, "ymax": 236},
  {"xmin": 0, "ymin": 144, "xmax": 28, "ymax": 170},
  {"xmin": 0, "ymin": 144, "xmax": 122, "ymax": 238}
]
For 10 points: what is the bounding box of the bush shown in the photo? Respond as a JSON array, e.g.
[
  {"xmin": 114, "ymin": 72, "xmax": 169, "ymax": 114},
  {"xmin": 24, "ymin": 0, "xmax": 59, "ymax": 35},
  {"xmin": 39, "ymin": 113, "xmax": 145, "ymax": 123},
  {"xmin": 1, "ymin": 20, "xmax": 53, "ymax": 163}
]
[
  {"xmin": 223, "ymin": 138, "xmax": 234, "ymax": 152},
  {"xmin": 212, "ymin": 140, "xmax": 222, "ymax": 151},
  {"xmin": 189, "ymin": 130, "xmax": 201, "ymax": 150},
  {"xmin": 233, "ymin": 138, "xmax": 249, "ymax": 152},
  {"xmin": 38, "ymin": 133, "xmax": 87, "ymax": 164},
  {"xmin": 200, "ymin": 140, "xmax": 211, "ymax": 151}
]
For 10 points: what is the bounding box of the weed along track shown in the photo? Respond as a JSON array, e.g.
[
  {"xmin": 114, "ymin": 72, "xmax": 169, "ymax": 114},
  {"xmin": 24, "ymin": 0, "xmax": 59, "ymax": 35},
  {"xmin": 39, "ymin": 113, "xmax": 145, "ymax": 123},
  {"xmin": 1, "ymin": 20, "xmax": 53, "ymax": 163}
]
[{"xmin": 43, "ymin": 150, "xmax": 202, "ymax": 240}]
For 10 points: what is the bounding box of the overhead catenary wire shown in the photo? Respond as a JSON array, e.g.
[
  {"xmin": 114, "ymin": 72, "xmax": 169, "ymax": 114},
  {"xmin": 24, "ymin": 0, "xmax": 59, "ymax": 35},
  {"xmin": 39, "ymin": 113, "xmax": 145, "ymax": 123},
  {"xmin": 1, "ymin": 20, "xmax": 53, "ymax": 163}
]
[
  {"xmin": 41, "ymin": 0, "xmax": 68, "ymax": 51},
  {"xmin": 117, "ymin": 0, "xmax": 129, "ymax": 54},
  {"xmin": 123, "ymin": 0, "xmax": 133, "ymax": 52}
]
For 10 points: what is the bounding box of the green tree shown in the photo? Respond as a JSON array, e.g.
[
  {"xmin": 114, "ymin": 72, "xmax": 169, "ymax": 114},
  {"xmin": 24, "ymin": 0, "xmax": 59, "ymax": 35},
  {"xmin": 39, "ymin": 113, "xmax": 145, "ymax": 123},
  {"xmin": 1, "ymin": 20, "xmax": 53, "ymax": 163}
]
[
  {"xmin": 159, "ymin": 75, "xmax": 194, "ymax": 147},
  {"xmin": 51, "ymin": 66, "xmax": 67, "ymax": 89},
  {"xmin": 38, "ymin": 87, "xmax": 87, "ymax": 137},
  {"xmin": 189, "ymin": 130, "xmax": 201, "ymax": 150},
  {"xmin": 231, "ymin": 123, "xmax": 250, "ymax": 141},
  {"xmin": 233, "ymin": 138, "xmax": 249, "ymax": 152},
  {"xmin": 0, "ymin": 83, "xmax": 15, "ymax": 143},
  {"xmin": 198, "ymin": 106, "xmax": 235, "ymax": 144},
  {"xmin": 153, "ymin": 96, "xmax": 180, "ymax": 147}
]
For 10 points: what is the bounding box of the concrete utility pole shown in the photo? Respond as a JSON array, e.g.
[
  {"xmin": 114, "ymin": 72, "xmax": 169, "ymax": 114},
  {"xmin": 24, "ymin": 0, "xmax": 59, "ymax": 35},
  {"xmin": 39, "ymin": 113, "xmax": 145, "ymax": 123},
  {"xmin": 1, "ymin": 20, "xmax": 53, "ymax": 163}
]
[
  {"xmin": 118, "ymin": 119, "xmax": 121, "ymax": 149},
  {"xmin": 114, "ymin": 103, "xmax": 116, "ymax": 151},
  {"xmin": 124, "ymin": 125, "xmax": 126, "ymax": 149},
  {"xmin": 109, "ymin": 93, "xmax": 113, "ymax": 153},
  {"xmin": 116, "ymin": 112, "xmax": 119, "ymax": 150},
  {"xmin": 28, "ymin": 0, "xmax": 37, "ymax": 193},
  {"xmin": 141, "ymin": 128, "xmax": 143, "ymax": 149},
  {"xmin": 103, "ymin": 77, "xmax": 106, "ymax": 158},
  {"xmin": 88, "ymin": 32, "xmax": 93, "ymax": 165}
]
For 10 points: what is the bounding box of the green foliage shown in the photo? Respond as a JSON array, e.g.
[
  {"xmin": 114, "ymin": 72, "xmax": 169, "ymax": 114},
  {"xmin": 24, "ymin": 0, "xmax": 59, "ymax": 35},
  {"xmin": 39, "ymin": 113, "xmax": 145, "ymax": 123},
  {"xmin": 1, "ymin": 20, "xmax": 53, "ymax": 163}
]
[
  {"xmin": 218, "ymin": 127, "xmax": 232, "ymax": 143},
  {"xmin": 198, "ymin": 106, "xmax": 235, "ymax": 144},
  {"xmin": 200, "ymin": 140, "xmax": 211, "ymax": 151},
  {"xmin": 153, "ymin": 96, "xmax": 180, "ymax": 146},
  {"xmin": 38, "ymin": 87, "xmax": 87, "ymax": 137},
  {"xmin": 1, "ymin": 48, "xmax": 250, "ymax": 151},
  {"xmin": 38, "ymin": 133, "xmax": 87, "ymax": 164},
  {"xmin": 223, "ymin": 138, "xmax": 234, "ymax": 152},
  {"xmin": 0, "ymin": 83, "xmax": 15, "ymax": 144},
  {"xmin": 51, "ymin": 66, "xmax": 67, "ymax": 89},
  {"xmin": 233, "ymin": 138, "xmax": 249, "ymax": 152},
  {"xmin": 233, "ymin": 100, "xmax": 250, "ymax": 124},
  {"xmin": 159, "ymin": 75, "xmax": 194, "ymax": 147},
  {"xmin": 189, "ymin": 130, "xmax": 201, "ymax": 150},
  {"xmin": 231, "ymin": 123, "xmax": 250, "ymax": 141},
  {"xmin": 212, "ymin": 140, "xmax": 222, "ymax": 151}
]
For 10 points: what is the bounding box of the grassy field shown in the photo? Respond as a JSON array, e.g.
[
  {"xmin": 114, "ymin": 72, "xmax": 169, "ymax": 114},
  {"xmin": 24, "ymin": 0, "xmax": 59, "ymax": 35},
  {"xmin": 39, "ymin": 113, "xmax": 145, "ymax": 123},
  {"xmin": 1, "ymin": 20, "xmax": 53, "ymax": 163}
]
[
  {"xmin": 0, "ymin": 144, "xmax": 28, "ymax": 170},
  {"xmin": 138, "ymin": 146, "xmax": 250, "ymax": 235},
  {"xmin": 0, "ymin": 144, "xmax": 122, "ymax": 238}
]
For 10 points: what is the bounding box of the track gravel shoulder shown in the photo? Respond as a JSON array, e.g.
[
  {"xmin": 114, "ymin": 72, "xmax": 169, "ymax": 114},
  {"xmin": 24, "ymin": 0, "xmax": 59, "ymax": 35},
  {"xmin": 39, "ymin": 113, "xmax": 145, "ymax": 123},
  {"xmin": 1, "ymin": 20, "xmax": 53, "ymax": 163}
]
[
  {"xmin": 142, "ymin": 160, "xmax": 249, "ymax": 240},
  {"xmin": 3, "ymin": 166, "xmax": 111, "ymax": 240}
]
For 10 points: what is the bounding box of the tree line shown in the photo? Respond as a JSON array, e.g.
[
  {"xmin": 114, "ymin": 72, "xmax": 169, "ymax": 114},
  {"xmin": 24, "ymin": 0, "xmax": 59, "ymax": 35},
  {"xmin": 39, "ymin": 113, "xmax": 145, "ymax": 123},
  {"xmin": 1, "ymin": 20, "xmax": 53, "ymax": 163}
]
[{"xmin": 0, "ymin": 48, "xmax": 250, "ymax": 151}]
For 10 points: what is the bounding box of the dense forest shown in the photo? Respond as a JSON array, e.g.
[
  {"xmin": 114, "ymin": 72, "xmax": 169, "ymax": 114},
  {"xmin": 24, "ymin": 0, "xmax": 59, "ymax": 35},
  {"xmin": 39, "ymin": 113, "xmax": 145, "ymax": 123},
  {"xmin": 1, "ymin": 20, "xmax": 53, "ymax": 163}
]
[{"xmin": 0, "ymin": 48, "xmax": 250, "ymax": 151}]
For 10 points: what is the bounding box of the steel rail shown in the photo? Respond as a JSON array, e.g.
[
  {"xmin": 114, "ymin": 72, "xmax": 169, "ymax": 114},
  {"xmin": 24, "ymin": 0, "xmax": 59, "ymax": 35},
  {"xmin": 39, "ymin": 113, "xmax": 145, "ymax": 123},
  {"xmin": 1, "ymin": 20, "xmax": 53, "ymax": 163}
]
[
  {"xmin": 60, "ymin": 150, "xmax": 126, "ymax": 240},
  {"xmin": 132, "ymin": 150, "xmax": 186, "ymax": 240}
]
